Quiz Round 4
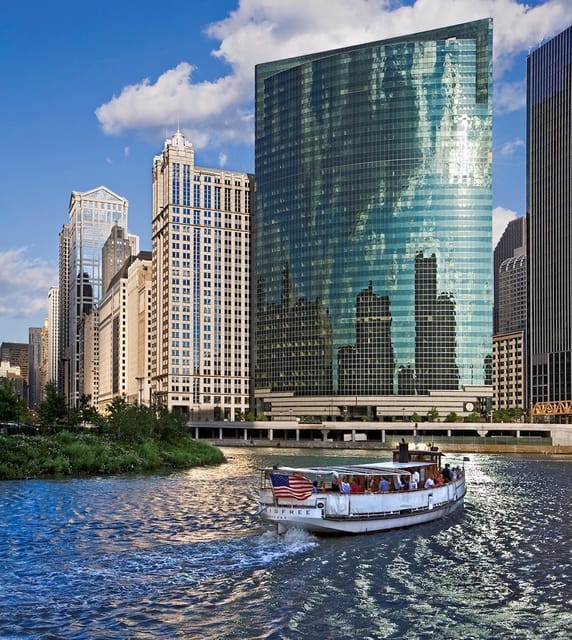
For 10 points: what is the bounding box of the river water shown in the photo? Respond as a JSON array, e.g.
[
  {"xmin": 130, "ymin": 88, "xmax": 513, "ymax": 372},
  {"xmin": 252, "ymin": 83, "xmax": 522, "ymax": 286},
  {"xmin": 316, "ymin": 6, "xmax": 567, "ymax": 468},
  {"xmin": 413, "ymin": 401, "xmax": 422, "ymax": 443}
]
[{"xmin": 0, "ymin": 448, "xmax": 570, "ymax": 640}]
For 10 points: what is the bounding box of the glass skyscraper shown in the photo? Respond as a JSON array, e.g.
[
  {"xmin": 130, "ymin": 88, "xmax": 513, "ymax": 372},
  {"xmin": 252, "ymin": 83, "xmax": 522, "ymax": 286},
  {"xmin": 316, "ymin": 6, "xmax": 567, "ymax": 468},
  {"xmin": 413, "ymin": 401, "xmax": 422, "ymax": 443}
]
[
  {"xmin": 254, "ymin": 20, "xmax": 493, "ymax": 416},
  {"xmin": 527, "ymin": 25, "xmax": 572, "ymax": 412}
]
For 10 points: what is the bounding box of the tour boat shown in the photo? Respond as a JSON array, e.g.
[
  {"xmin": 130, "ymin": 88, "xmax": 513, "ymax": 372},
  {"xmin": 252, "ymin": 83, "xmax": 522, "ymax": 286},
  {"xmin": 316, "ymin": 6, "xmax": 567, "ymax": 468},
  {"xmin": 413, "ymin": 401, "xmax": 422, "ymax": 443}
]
[{"xmin": 258, "ymin": 444, "xmax": 466, "ymax": 535}]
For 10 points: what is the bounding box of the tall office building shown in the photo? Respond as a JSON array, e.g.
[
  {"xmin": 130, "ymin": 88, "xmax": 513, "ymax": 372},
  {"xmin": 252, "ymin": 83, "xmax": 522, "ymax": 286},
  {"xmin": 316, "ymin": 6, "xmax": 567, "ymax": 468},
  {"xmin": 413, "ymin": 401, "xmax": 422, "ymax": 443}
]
[
  {"xmin": 497, "ymin": 253, "xmax": 527, "ymax": 334},
  {"xmin": 493, "ymin": 219, "xmax": 527, "ymax": 412},
  {"xmin": 0, "ymin": 342, "xmax": 29, "ymax": 405},
  {"xmin": 62, "ymin": 187, "xmax": 128, "ymax": 405},
  {"xmin": 255, "ymin": 20, "xmax": 493, "ymax": 420},
  {"xmin": 28, "ymin": 323, "xmax": 48, "ymax": 410},
  {"xmin": 493, "ymin": 216, "xmax": 526, "ymax": 334},
  {"xmin": 527, "ymin": 25, "xmax": 572, "ymax": 413},
  {"xmin": 101, "ymin": 225, "xmax": 139, "ymax": 295},
  {"xmin": 58, "ymin": 224, "xmax": 71, "ymax": 396},
  {"xmin": 0, "ymin": 342, "xmax": 29, "ymax": 385},
  {"xmin": 151, "ymin": 132, "xmax": 254, "ymax": 420},
  {"xmin": 126, "ymin": 252, "xmax": 153, "ymax": 406},
  {"xmin": 47, "ymin": 286, "xmax": 59, "ymax": 384}
]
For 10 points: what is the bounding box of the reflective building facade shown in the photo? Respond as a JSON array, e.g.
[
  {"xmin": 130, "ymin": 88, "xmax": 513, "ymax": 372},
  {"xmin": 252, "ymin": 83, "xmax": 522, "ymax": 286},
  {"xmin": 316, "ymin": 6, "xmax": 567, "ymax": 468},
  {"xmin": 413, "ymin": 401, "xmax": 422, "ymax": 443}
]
[
  {"xmin": 254, "ymin": 20, "xmax": 493, "ymax": 413},
  {"xmin": 527, "ymin": 25, "xmax": 572, "ymax": 409}
]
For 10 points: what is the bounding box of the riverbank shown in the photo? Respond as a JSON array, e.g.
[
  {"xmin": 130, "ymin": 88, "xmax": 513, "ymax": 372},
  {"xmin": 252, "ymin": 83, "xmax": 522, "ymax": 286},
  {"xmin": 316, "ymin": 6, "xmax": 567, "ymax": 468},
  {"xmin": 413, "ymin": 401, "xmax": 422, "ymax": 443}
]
[
  {"xmin": 209, "ymin": 437, "xmax": 572, "ymax": 456},
  {"xmin": 0, "ymin": 432, "xmax": 225, "ymax": 480}
]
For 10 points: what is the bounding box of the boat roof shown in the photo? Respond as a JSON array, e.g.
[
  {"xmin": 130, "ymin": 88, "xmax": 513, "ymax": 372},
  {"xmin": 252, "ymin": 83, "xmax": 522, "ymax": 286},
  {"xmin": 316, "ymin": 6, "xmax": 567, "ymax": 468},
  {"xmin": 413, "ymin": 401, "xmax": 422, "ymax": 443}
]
[{"xmin": 263, "ymin": 460, "xmax": 435, "ymax": 477}]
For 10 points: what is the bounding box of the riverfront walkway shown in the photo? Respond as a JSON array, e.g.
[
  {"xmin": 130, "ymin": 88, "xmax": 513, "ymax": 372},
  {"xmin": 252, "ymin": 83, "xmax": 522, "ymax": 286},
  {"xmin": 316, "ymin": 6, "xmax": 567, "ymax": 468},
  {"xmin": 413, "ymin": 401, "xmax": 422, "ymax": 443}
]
[{"xmin": 188, "ymin": 419, "xmax": 572, "ymax": 454}]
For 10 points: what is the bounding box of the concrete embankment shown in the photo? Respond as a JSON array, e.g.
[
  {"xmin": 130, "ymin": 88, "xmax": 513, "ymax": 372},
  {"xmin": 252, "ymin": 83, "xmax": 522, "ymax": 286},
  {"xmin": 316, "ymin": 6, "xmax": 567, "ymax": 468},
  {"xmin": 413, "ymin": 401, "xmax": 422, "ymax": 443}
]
[{"xmin": 210, "ymin": 438, "xmax": 572, "ymax": 456}]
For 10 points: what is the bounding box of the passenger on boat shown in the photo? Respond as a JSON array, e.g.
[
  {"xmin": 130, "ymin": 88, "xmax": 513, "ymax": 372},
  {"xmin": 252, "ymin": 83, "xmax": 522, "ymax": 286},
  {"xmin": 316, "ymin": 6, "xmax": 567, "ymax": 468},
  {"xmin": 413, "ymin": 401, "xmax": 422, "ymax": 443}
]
[
  {"xmin": 436, "ymin": 473, "xmax": 445, "ymax": 486},
  {"xmin": 341, "ymin": 476, "xmax": 351, "ymax": 494},
  {"xmin": 368, "ymin": 477, "xmax": 379, "ymax": 493},
  {"xmin": 394, "ymin": 476, "xmax": 406, "ymax": 491},
  {"xmin": 350, "ymin": 477, "xmax": 362, "ymax": 494},
  {"xmin": 424, "ymin": 476, "xmax": 435, "ymax": 488},
  {"xmin": 412, "ymin": 469, "xmax": 420, "ymax": 485},
  {"xmin": 312, "ymin": 481, "xmax": 319, "ymax": 494},
  {"xmin": 408, "ymin": 477, "xmax": 418, "ymax": 490},
  {"xmin": 331, "ymin": 475, "xmax": 341, "ymax": 492},
  {"xmin": 378, "ymin": 477, "xmax": 391, "ymax": 493},
  {"xmin": 319, "ymin": 480, "xmax": 327, "ymax": 491},
  {"xmin": 443, "ymin": 463, "xmax": 453, "ymax": 482}
]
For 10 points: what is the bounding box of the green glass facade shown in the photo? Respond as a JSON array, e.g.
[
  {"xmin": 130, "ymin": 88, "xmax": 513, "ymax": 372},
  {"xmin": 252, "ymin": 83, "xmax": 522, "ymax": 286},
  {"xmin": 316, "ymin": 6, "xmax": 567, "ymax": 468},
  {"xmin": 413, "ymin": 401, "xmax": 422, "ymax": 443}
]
[{"xmin": 254, "ymin": 20, "xmax": 493, "ymax": 399}]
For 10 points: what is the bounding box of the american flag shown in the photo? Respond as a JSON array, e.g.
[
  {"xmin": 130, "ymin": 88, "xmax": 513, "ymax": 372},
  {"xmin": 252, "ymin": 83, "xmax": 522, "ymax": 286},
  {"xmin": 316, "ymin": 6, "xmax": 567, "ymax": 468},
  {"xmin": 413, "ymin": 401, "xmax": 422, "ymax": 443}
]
[{"xmin": 270, "ymin": 473, "xmax": 314, "ymax": 501}]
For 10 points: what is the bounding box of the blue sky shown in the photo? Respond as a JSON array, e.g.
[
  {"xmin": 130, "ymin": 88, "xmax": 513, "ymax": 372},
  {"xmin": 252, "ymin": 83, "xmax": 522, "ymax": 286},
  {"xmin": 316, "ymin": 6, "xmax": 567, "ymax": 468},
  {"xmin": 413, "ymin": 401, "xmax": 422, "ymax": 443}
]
[{"xmin": 1, "ymin": 0, "xmax": 571, "ymax": 344}]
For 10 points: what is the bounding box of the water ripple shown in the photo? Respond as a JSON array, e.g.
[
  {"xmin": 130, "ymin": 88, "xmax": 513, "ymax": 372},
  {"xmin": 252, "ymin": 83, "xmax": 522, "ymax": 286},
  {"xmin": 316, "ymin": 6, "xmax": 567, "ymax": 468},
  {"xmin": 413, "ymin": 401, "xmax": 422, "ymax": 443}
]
[{"xmin": 1, "ymin": 451, "xmax": 571, "ymax": 639}]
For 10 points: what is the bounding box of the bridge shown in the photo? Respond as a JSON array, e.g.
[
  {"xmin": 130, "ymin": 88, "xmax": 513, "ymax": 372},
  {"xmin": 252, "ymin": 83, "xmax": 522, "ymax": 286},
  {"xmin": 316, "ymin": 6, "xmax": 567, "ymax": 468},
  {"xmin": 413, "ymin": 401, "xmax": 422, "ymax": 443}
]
[{"xmin": 530, "ymin": 400, "xmax": 572, "ymax": 416}]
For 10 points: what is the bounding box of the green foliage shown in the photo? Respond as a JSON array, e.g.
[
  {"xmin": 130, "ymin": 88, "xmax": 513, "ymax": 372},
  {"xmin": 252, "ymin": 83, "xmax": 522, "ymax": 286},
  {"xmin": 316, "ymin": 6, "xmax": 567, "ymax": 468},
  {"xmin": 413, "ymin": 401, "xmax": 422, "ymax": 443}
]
[
  {"xmin": 78, "ymin": 394, "xmax": 102, "ymax": 427},
  {"xmin": 492, "ymin": 407, "xmax": 524, "ymax": 423},
  {"xmin": 0, "ymin": 397, "xmax": 227, "ymax": 480},
  {"xmin": 445, "ymin": 411, "xmax": 460, "ymax": 423},
  {"xmin": 427, "ymin": 406, "xmax": 439, "ymax": 422},
  {"xmin": 37, "ymin": 382, "xmax": 68, "ymax": 426},
  {"xmin": 464, "ymin": 412, "xmax": 482, "ymax": 423},
  {"xmin": 411, "ymin": 412, "xmax": 421, "ymax": 424},
  {"xmin": 0, "ymin": 378, "xmax": 28, "ymax": 423},
  {"xmin": 0, "ymin": 431, "xmax": 225, "ymax": 480}
]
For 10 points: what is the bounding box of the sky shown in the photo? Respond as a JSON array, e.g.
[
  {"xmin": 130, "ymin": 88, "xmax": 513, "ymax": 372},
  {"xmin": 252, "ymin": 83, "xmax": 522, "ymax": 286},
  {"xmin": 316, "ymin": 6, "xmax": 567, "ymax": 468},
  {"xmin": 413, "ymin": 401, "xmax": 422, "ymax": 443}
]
[{"xmin": 1, "ymin": 0, "xmax": 571, "ymax": 344}]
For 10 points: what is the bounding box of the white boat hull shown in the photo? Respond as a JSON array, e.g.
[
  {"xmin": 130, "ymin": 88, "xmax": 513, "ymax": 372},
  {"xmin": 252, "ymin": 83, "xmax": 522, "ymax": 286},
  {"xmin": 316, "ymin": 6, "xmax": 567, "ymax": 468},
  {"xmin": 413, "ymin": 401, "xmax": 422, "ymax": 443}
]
[{"xmin": 259, "ymin": 478, "xmax": 465, "ymax": 535}]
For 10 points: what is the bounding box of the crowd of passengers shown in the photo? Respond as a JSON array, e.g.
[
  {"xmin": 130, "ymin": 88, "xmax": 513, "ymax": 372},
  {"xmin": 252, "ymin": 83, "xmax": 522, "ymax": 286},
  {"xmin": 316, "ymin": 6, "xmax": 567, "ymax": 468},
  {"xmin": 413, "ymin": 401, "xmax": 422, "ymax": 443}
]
[{"xmin": 315, "ymin": 463, "xmax": 463, "ymax": 494}]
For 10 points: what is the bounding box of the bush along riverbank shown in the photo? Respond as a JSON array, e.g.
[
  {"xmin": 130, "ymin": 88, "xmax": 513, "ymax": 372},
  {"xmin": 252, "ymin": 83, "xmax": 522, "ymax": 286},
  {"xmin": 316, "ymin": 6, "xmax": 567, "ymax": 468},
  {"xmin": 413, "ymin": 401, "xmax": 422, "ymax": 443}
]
[{"xmin": 0, "ymin": 399, "xmax": 225, "ymax": 480}]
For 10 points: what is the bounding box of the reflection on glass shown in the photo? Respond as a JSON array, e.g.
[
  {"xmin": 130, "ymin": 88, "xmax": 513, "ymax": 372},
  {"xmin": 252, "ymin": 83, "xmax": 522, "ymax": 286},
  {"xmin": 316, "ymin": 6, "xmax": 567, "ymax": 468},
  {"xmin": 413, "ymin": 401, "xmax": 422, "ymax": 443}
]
[{"xmin": 255, "ymin": 19, "xmax": 493, "ymax": 397}]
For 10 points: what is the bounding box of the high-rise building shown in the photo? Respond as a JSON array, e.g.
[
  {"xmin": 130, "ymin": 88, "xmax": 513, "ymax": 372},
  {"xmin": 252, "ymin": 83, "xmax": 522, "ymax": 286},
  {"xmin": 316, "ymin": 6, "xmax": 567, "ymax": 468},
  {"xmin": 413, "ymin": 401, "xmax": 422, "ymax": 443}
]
[
  {"xmin": 28, "ymin": 323, "xmax": 48, "ymax": 410},
  {"xmin": 527, "ymin": 25, "xmax": 572, "ymax": 415},
  {"xmin": 58, "ymin": 224, "xmax": 71, "ymax": 396},
  {"xmin": 101, "ymin": 225, "xmax": 139, "ymax": 295},
  {"xmin": 62, "ymin": 187, "xmax": 128, "ymax": 406},
  {"xmin": 493, "ymin": 218, "xmax": 526, "ymax": 412},
  {"xmin": 151, "ymin": 132, "xmax": 254, "ymax": 420},
  {"xmin": 126, "ymin": 252, "xmax": 153, "ymax": 406},
  {"xmin": 493, "ymin": 216, "xmax": 526, "ymax": 334},
  {"xmin": 0, "ymin": 342, "xmax": 29, "ymax": 406},
  {"xmin": 493, "ymin": 332, "xmax": 525, "ymax": 411},
  {"xmin": 498, "ymin": 253, "xmax": 527, "ymax": 335},
  {"xmin": 254, "ymin": 19, "xmax": 493, "ymax": 420},
  {"xmin": 47, "ymin": 286, "xmax": 59, "ymax": 384},
  {"xmin": 0, "ymin": 342, "xmax": 29, "ymax": 385}
]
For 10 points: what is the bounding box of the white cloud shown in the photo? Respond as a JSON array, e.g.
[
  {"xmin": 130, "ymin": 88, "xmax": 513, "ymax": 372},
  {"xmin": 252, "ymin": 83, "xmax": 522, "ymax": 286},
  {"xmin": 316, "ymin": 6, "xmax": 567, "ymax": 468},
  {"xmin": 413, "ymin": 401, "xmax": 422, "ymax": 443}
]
[
  {"xmin": 219, "ymin": 152, "xmax": 228, "ymax": 167},
  {"xmin": 493, "ymin": 206, "xmax": 520, "ymax": 248},
  {"xmin": 96, "ymin": 0, "xmax": 572, "ymax": 150},
  {"xmin": 500, "ymin": 137, "xmax": 525, "ymax": 156},
  {"xmin": 495, "ymin": 80, "xmax": 527, "ymax": 114},
  {"xmin": 0, "ymin": 249, "xmax": 57, "ymax": 319}
]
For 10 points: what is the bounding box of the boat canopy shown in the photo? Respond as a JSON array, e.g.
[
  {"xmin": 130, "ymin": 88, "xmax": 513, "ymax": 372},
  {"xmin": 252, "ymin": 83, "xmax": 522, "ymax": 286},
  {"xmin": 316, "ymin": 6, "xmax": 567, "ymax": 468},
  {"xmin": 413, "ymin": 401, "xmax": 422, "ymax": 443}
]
[{"xmin": 262, "ymin": 460, "xmax": 435, "ymax": 478}]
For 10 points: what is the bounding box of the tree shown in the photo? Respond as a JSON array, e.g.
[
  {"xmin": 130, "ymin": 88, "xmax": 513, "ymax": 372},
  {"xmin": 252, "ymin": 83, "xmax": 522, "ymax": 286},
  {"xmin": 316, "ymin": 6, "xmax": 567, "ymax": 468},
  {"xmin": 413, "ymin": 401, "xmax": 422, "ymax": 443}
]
[
  {"xmin": 427, "ymin": 406, "xmax": 439, "ymax": 422},
  {"xmin": 445, "ymin": 411, "xmax": 460, "ymax": 423},
  {"xmin": 37, "ymin": 382, "xmax": 68, "ymax": 426},
  {"xmin": 0, "ymin": 378, "xmax": 26, "ymax": 423},
  {"xmin": 78, "ymin": 394, "xmax": 101, "ymax": 427}
]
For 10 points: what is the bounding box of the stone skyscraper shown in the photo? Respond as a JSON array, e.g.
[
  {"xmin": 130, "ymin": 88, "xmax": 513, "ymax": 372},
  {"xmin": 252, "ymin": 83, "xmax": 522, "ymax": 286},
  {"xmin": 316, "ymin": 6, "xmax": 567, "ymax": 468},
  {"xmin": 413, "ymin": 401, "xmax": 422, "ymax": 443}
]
[{"xmin": 151, "ymin": 132, "xmax": 254, "ymax": 421}]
